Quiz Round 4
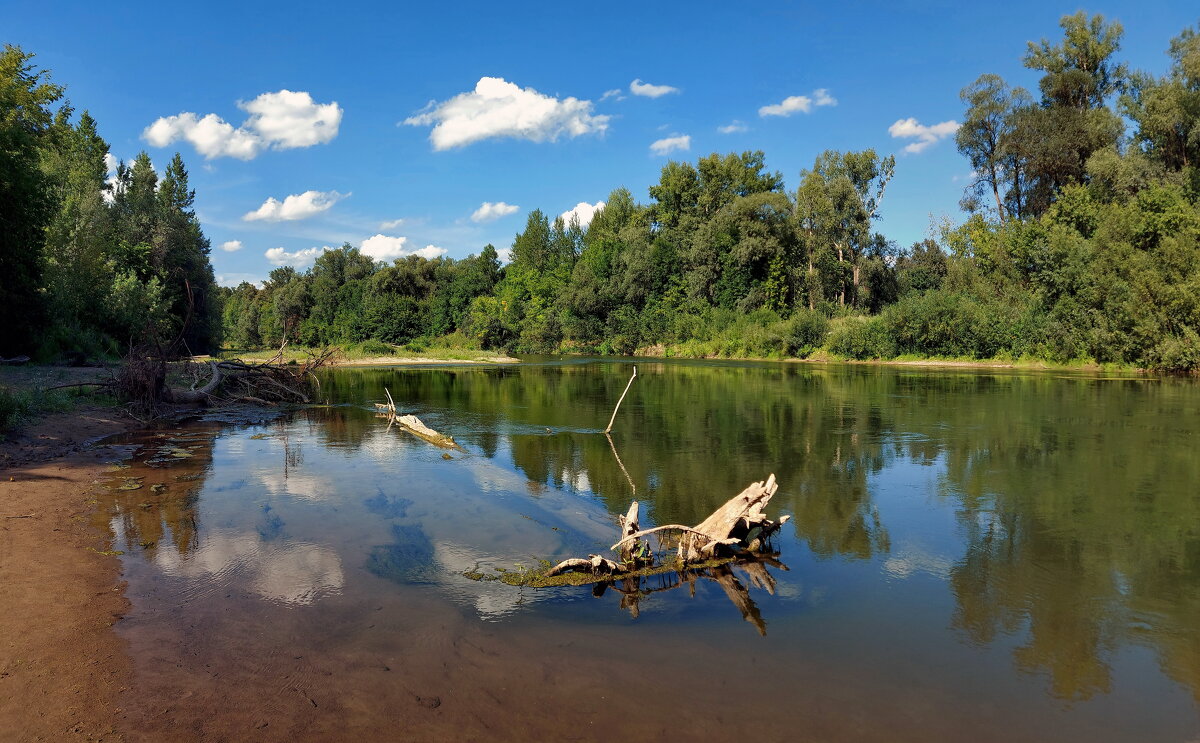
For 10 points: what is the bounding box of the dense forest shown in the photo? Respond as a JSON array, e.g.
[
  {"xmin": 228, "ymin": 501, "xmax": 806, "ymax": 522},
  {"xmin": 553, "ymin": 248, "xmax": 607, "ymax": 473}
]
[
  {"xmin": 4, "ymin": 12, "xmax": 1199, "ymax": 369},
  {"xmin": 1, "ymin": 45, "xmax": 219, "ymax": 358}
]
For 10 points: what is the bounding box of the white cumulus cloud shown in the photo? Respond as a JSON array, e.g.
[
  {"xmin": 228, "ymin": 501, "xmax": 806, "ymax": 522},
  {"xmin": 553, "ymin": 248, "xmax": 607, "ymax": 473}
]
[
  {"xmin": 403, "ymin": 77, "xmax": 609, "ymax": 151},
  {"xmin": 630, "ymin": 79, "xmax": 680, "ymax": 98},
  {"xmin": 650, "ymin": 134, "xmax": 691, "ymax": 155},
  {"xmin": 888, "ymin": 117, "xmax": 960, "ymax": 154},
  {"xmin": 560, "ymin": 201, "xmax": 605, "ymax": 229},
  {"xmin": 243, "ymin": 190, "xmax": 346, "ymax": 222},
  {"xmin": 758, "ymin": 88, "xmax": 837, "ymax": 117},
  {"xmin": 471, "ymin": 201, "xmax": 520, "ymax": 223},
  {"xmin": 360, "ymin": 234, "xmax": 448, "ymax": 262},
  {"xmin": 717, "ymin": 120, "xmax": 748, "ymax": 134},
  {"xmin": 143, "ymin": 90, "xmax": 342, "ymax": 160},
  {"xmin": 265, "ymin": 246, "xmax": 328, "ymax": 268},
  {"xmin": 219, "ymin": 240, "xmax": 243, "ymax": 252},
  {"xmin": 413, "ymin": 244, "xmax": 448, "ymax": 259},
  {"xmin": 239, "ymin": 90, "xmax": 342, "ymax": 149}
]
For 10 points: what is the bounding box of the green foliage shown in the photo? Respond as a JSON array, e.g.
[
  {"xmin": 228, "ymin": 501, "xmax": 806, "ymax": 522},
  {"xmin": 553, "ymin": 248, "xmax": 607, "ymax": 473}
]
[
  {"xmin": 0, "ymin": 45, "xmax": 61, "ymax": 355},
  {"xmin": 782, "ymin": 309, "xmax": 829, "ymax": 356},
  {"xmin": 162, "ymin": 17, "xmax": 1200, "ymax": 373},
  {"xmin": 828, "ymin": 317, "xmax": 896, "ymax": 360},
  {"xmin": 0, "ymin": 388, "xmax": 29, "ymax": 435},
  {"xmin": 356, "ymin": 339, "xmax": 396, "ymax": 356},
  {"xmin": 0, "ymin": 385, "xmax": 72, "ymax": 438},
  {"xmin": 0, "ymin": 45, "xmax": 223, "ymax": 358}
]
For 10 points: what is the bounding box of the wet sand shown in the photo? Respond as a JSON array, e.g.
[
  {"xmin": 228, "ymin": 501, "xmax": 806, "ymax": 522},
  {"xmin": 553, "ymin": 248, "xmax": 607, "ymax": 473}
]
[{"xmin": 0, "ymin": 407, "xmax": 132, "ymax": 742}]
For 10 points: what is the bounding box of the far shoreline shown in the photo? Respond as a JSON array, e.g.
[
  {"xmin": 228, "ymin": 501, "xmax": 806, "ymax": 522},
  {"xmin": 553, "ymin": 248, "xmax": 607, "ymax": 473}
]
[{"xmin": 206, "ymin": 344, "xmax": 1161, "ymax": 376}]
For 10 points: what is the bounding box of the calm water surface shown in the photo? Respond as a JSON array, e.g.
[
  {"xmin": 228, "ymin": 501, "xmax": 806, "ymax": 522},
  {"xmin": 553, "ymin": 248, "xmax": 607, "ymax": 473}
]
[{"xmin": 97, "ymin": 359, "xmax": 1200, "ymax": 741}]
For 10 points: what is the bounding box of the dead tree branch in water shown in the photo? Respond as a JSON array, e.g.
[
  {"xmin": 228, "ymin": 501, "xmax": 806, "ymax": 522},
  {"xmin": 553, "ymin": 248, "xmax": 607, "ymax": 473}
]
[
  {"xmin": 547, "ymin": 474, "xmax": 790, "ymax": 580},
  {"xmin": 604, "ymin": 366, "xmax": 637, "ymax": 434}
]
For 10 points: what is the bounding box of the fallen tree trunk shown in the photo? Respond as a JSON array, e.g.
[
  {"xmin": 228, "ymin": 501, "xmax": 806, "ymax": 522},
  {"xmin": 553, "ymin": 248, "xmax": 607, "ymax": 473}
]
[
  {"xmin": 396, "ymin": 414, "xmax": 460, "ymax": 449},
  {"xmin": 552, "ymin": 474, "xmax": 790, "ymax": 581},
  {"xmin": 162, "ymin": 361, "xmax": 223, "ymax": 403},
  {"xmin": 681, "ymin": 474, "xmax": 781, "ymax": 561}
]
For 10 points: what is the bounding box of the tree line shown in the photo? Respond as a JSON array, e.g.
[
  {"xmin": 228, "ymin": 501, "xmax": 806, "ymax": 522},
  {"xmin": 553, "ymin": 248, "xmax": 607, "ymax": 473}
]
[
  {"xmin": 1, "ymin": 45, "xmax": 219, "ymax": 359},
  {"xmin": 4, "ymin": 11, "xmax": 1198, "ymax": 370},
  {"xmin": 220, "ymin": 12, "xmax": 1200, "ymax": 371}
]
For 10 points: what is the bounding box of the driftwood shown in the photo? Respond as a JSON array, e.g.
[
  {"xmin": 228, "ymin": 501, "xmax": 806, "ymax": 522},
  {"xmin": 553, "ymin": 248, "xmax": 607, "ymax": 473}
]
[
  {"xmin": 60, "ymin": 342, "xmax": 336, "ymax": 420},
  {"xmin": 604, "ymin": 366, "xmax": 637, "ymax": 434},
  {"xmin": 376, "ymin": 400, "xmax": 461, "ymax": 450},
  {"xmin": 548, "ymin": 474, "xmax": 789, "ymax": 580},
  {"xmin": 396, "ymin": 415, "xmax": 459, "ymax": 448},
  {"xmin": 609, "ymin": 474, "xmax": 789, "ymax": 561},
  {"xmin": 546, "ymin": 554, "xmax": 622, "ymax": 577}
]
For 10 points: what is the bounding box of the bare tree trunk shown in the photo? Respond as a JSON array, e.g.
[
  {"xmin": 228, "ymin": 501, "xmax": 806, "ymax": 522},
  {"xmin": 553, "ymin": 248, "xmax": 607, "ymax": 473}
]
[{"xmin": 837, "ymin": 245, "xmax": 846, "ymax": 306}]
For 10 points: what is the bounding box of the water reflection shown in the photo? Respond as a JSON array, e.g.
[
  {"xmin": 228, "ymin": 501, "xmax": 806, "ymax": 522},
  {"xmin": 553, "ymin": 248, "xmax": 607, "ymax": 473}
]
[
  {"xmin": 591, "ymin": 552, "xmax": 789, "ymax": 635},
  {"xmin": 95, "ymin": 362, "xmax": 1200, "ymax": 715},
  {"xmin": 152, "ymin": 532, "xmax": 343, "ymax": 606}
]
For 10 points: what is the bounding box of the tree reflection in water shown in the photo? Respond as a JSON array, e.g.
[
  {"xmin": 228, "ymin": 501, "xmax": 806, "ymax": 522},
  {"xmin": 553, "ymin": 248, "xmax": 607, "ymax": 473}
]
[{"xmin": 96, "ymin": 362, "xmax": 1200, "ymax": 706}]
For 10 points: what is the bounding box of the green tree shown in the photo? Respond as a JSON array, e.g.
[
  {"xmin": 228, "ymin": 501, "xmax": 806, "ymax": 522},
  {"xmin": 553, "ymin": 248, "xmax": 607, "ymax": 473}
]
[
  {"xmin": 0, "ymin": 45, "xmax": 62, "ymax": 354},
  {"xmin": 1122, "ymin": 24, "xmax": 1200, "ymax": 175},
  {"xmin": 797, "ymin": 149, "xmax": 895, "ymax": 307},
  {"xmin": 957, "ymin": 74, "xmax": 1032, "ymax": 221}
]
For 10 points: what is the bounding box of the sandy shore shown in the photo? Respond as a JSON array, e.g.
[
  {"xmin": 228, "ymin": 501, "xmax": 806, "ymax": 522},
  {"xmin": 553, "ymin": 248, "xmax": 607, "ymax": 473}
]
[{"xmin": 0, "ymin": 406, "xmax": 134, "ymax": 742}]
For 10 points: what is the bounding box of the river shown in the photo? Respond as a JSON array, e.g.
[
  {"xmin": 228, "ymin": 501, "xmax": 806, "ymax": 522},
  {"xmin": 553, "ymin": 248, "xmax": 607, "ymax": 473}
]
[{"xmin": 95, "ymin": 359, "xmax": 1200, "ymax": 741}]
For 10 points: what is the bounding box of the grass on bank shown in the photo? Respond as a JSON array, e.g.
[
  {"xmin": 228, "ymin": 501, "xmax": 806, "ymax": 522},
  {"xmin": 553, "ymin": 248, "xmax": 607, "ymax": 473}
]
[
  {"xmin": 214, "ymin": 333, "xmax": 514, "ymax": 365},
  {"xmin": 0, "ymin": 366, "xmax": 117, "ymax": 439}
]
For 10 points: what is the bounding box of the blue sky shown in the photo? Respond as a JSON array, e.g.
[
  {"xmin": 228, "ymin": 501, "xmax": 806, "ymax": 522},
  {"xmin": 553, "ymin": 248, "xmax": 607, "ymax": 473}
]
[{"xmin": 7, "ymin": 1, "xmax": 1197, "ymax": 286}]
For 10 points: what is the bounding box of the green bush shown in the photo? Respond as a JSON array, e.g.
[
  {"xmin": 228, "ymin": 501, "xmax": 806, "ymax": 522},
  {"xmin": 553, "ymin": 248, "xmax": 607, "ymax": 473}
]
[
  {"xmin": 1148, "ymin": 329, "xmax": 1200, "ymax": 372},
  {"xmin": 828, "ymin": 317, "xmax": 896, "ymax": 359},
  {"xmin": 0, "ymin": 388, "xmax": 72, "ymax": 439},
  {"xmin": 782, "ymin": 309, "xmax": 829, "ymax": 356},
  {"xmin": 357, "ymin": 339, "xmax": 396, "ymax": 356}
]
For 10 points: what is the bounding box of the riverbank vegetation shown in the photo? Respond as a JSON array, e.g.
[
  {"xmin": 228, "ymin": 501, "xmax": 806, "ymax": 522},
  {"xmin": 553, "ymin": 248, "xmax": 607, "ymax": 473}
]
[
  {"xmin": 1, "ymin": 46, "xmax": 219, "ymax": 361},
  {"xmin": 4, "ymin": 12, "xmax": 1198, "ymax": 373},
  {"xmin": 215, "ymin": 13, "xmax": 1200, "ymax": 372}
]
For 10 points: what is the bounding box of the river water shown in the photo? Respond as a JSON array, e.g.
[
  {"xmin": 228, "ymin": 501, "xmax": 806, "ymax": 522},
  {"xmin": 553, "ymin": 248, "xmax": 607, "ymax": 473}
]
[{"xmin": 96, "ymin": 359, "xmax": 1200, "ymax": 741}]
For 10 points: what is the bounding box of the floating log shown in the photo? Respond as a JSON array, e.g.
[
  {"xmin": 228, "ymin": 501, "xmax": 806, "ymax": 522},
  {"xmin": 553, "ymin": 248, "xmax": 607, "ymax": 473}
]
[{"xmin": 396, "ymin": 414, "xmax": 460, "ymax": 449}]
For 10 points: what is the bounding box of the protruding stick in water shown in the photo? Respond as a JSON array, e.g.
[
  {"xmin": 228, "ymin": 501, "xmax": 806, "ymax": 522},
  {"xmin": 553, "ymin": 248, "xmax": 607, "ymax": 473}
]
[{"xmin": 604, "ymin": 366, "xmax": 637, "ymax": 434}]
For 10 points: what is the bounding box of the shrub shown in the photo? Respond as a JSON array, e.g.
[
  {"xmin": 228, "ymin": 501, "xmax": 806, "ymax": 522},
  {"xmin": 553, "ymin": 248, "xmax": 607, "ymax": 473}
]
[
  {"xmin": 828, "ymin": 317, "xmax": 896, "ymax": 360},
  {"xmin": 782, "ymin": 309, "xmax": 829, "ymax": 356},
  {"xmin": 358, "ymin": 339, "xmax": 396, "ymax": 356},
  {"xmin": 1148, "ymin": 329, "xmax": 1200, "ymax": 372}
]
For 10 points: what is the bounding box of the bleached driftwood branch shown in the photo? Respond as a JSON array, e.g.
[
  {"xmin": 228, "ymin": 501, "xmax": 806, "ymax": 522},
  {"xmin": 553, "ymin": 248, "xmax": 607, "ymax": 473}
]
[{"xmin": 549, "ymin": 474, "xmax": 789, "ymax": 581}]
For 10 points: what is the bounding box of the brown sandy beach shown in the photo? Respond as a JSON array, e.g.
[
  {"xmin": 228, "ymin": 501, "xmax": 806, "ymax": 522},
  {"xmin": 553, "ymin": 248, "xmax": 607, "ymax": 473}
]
[{"xmin": 0, "ymin": 406, "xmax": 133, "ymax": 742}]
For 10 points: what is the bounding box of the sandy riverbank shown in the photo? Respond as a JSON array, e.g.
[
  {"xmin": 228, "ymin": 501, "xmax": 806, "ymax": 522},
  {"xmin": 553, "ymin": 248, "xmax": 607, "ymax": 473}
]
[{"xmin": 0, "ymin": 405, "xmax": 134, "ymax": 741}]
